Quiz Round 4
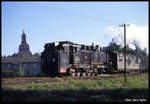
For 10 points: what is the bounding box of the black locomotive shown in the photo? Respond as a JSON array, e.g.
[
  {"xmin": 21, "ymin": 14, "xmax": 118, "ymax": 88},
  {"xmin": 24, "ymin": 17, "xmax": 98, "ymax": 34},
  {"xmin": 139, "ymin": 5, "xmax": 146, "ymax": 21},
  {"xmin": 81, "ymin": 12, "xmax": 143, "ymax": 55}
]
[
  {"xmin": 41, "ymin": 41, "xmax": 148, "ymax": 76},
  {"xmin": 41, "ymin": 41, "xmax": 115, "ymax": 76}
]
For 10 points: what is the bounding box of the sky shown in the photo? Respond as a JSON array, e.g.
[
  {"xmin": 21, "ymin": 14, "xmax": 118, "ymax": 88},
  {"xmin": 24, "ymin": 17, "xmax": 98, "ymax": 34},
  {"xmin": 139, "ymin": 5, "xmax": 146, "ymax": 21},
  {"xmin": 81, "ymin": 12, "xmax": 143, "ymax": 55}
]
[{"xmin": 2, "ymin": 2, "xmax": 149, "ymax": 56}]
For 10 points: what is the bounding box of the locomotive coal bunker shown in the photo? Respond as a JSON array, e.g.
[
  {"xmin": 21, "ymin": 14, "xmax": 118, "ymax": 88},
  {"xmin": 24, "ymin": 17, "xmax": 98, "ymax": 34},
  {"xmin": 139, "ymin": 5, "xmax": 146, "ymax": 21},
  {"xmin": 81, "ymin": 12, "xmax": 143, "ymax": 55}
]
[{"xmin": 41, "ymin": 41, "xmax": 148, "ymax": 76}]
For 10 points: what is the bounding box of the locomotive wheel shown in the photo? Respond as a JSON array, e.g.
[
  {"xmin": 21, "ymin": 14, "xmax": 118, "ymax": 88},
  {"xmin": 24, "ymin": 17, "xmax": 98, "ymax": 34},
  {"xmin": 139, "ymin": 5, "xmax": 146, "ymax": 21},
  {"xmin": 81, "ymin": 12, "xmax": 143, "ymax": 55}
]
[
  {"xmin": 82, "ymin": 72, "xmax": 86, "ymax": 77},
  {"xmin": 91, "ymin": 73, "xmax": 95, "ymax": 76},
  {"xmin": 76, "ymin": 72, "xmax": 81, "ymax": 77},
  {"xmin": 87, "ymin": 73, "xmax": 91, "ymax": 76},
  {"xmin": 71, "ymin": 73, "xmax": 75, "ymax": 77}
]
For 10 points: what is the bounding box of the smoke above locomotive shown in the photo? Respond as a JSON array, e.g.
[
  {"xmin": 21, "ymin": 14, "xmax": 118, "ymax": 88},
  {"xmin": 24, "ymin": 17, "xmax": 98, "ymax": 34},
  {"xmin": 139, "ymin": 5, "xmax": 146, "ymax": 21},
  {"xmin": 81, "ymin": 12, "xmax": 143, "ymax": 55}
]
[{"xmin": 104, "ymin": 23, "xmax": 148, "ymax": 54}]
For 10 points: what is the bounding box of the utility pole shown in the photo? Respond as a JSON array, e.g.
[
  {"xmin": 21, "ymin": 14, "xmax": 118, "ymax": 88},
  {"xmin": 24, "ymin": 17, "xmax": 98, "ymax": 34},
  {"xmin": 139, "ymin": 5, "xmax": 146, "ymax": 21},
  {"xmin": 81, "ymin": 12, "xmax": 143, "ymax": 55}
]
[{"xmin": 119, "ymin": 23, "xmax": 129, "ymax": 83}]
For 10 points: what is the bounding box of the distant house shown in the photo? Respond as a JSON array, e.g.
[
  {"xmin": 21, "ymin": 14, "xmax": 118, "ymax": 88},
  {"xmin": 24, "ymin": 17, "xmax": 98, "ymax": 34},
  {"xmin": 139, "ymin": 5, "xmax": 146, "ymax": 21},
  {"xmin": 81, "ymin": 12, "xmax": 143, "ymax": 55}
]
[
  {"xmin": 2, "ymin": 57, "xmax": 41, "ymax": 77},
  {"xmin": 2, "ymin": 30, "xmax": 41, "ymax": 77}
]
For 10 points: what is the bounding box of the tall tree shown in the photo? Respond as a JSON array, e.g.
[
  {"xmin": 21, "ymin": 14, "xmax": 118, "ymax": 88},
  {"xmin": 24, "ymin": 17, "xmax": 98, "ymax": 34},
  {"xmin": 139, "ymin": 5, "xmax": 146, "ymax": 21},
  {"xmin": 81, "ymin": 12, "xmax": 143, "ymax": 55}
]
[
  {"xmin": 105, "ymin": 42, "xmax": 122, "ymax": 52},
  {"xmin": 32, "ymin": 52, "xmax": 41, "ymax": 58}
]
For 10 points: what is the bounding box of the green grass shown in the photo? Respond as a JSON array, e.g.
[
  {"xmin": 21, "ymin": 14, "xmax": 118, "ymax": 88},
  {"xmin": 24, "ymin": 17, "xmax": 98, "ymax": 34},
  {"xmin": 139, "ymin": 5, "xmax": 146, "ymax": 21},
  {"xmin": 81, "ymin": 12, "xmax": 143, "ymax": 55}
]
[
  {"xmin": 3, "ymin": 73, "xmax": 148, "ymax": 90},
  {"xmin": 2, "ymin": 73, "xmax": 148, "ymax": 102}
]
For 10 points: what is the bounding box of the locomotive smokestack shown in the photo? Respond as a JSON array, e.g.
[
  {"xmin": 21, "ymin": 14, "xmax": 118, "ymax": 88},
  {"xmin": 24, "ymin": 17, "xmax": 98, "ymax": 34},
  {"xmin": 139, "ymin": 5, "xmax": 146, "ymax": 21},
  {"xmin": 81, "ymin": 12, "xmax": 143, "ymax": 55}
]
[
  {"xmin": 92, "ymin": 43, "xmax": 94, "ymax": 47},
  {"xmin": 91, "ymin": 43, "xmax": 94, "ymax": 51},
  {"xmin": 96, "ymin": 45, "xmax": 100, "ymax": 51},
  {"xmin": 81, "ymin": 45, "xmax": 86, "ymax": 50}
]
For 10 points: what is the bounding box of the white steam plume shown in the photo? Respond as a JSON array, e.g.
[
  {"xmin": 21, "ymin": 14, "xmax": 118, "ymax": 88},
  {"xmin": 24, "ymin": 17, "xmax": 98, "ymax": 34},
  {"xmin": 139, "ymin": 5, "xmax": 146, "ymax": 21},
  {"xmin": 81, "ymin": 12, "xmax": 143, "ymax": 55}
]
[{"xmin": 104, "ymin": 23, "xmax": 148, "ymax": 54}]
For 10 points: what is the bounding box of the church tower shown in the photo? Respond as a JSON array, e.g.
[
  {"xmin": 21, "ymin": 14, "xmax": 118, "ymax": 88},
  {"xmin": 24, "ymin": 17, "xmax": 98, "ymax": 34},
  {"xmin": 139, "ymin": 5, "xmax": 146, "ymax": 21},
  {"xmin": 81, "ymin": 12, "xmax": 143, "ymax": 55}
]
[{"xmin": 18, "ymin": 30, "xmax": 32, "ymax": 57}]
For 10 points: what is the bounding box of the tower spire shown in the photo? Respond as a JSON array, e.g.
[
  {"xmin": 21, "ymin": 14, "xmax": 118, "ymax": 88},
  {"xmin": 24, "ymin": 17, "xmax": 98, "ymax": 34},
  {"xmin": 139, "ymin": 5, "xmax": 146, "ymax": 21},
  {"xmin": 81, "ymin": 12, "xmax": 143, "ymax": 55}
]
[
  {"xmin": 22, "ymin": 30, "xmax": 26, "ymax": 43},
  {"xmin": 18, "ymin": 30, "xmax": 32, "ymax": 57}
]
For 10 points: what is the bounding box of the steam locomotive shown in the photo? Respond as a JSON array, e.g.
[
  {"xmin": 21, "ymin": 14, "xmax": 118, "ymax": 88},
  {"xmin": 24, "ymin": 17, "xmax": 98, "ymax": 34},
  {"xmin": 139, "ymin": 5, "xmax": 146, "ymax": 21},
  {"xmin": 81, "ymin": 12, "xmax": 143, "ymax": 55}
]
[{"xmin": 41, "ymin": 41, "xmax": 148, "ymax": 76}]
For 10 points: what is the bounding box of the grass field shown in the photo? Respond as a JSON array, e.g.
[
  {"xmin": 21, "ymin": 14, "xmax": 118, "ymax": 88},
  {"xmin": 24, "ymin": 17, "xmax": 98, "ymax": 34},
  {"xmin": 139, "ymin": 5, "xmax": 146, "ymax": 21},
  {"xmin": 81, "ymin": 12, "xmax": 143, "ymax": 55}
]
[{"xmin": 2, "ymin": 73, "xmax": 149, "ymax": 102}]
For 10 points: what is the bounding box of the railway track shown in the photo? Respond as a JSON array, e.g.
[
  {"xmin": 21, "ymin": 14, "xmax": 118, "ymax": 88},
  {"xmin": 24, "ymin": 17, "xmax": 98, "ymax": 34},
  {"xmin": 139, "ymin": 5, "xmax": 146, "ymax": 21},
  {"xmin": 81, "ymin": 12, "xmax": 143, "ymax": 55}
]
[
  {"xmin": 69, "ymin": 71, "xmax": 144, "ymax": 80},
  {"xmin": 2, "ymin": 72, "xmax": 145, "ymax": 86}
]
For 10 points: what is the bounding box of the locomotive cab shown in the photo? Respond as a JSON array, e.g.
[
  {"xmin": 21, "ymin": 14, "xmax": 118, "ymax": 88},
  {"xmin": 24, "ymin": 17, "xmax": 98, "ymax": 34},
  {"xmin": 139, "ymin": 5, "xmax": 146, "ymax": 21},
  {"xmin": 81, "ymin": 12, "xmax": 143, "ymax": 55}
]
[{"xmin": 41, "ymin": 42, "xmax": 69, "ymax": 76}]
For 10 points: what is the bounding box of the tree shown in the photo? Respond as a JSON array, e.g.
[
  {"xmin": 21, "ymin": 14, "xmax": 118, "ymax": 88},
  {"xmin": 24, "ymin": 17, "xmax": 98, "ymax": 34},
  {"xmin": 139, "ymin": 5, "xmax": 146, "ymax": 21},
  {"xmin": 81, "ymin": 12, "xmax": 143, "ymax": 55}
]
[
  {"xmin": 106, "ymin": 39, "xmax": 147, "ymax": 55},
  {"xmin": 2, "ymin": 55, "xmax": 7, "ymax": 58},
  {"xmin": 105, "ymin": 42, "xmax": 122, "ymax": 52},
  {"xmin": 7, "ymin": 55, "xmax": 11, "ymax": 58},
  {"xmin": 121, "ymin": 44, "xmax": 133, "ymax": 53},
  {"xmin": 33, "ymin": 52, "xmax": 40, "ymax": 57},
  {"xmin": 19, "ymin": 64, "xmax": 24, "ymax": 77},
  {"xmin": 32, "ymin": 52, "xmax": 41, "ymax": 59}
]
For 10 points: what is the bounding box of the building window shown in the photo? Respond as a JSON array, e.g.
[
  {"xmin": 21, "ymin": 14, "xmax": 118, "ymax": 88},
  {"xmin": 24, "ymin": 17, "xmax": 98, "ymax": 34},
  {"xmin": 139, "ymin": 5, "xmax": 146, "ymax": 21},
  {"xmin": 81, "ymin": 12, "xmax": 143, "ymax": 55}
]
[
  {"xmin": 8, "ymin": 64, "xmax": 11, "ymax": 69},
  {"xmin": 23, "ymin": 64, "xmax": 26, "ymax": 68},
  {"xmin": 26, "ymin": 71, "xmax": 29, "ymax": 75},
  {"xmin": 33, "ymin": 63, "xmax": 36, "ymax": 68},
  {"xmin": 136, "ymin": 57, "xmax": 139, "ymax": 64},
  {"xmin": 119, "ymin": 58, "xmax": 123, "ymax": 62},
  {"xmin": 128, "ymin": 59, "xmax": 131, "ymax": 65},
  {"xmin": 13, "ymin": 65, "xmax": 16, "ymax": 69},
  {"xmin": 77, "ymin": 47, "xmax": 81, "ymax": 52}
]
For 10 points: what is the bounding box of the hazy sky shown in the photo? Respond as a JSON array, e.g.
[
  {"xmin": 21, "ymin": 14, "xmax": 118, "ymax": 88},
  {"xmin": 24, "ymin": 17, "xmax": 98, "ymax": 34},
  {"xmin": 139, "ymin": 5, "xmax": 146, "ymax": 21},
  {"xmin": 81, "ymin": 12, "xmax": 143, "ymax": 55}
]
[{"xmin": 2, "ymin": 2, "xmax": 148, "ymax": 56}]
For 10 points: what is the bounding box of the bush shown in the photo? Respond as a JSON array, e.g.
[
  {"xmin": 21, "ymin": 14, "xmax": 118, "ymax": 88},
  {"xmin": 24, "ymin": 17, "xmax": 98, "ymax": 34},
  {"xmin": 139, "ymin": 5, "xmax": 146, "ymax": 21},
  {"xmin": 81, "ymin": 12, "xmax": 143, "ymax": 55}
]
[{"xmin": 19, "ymin": 68, "xmax": 24, "ymax": 77}]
